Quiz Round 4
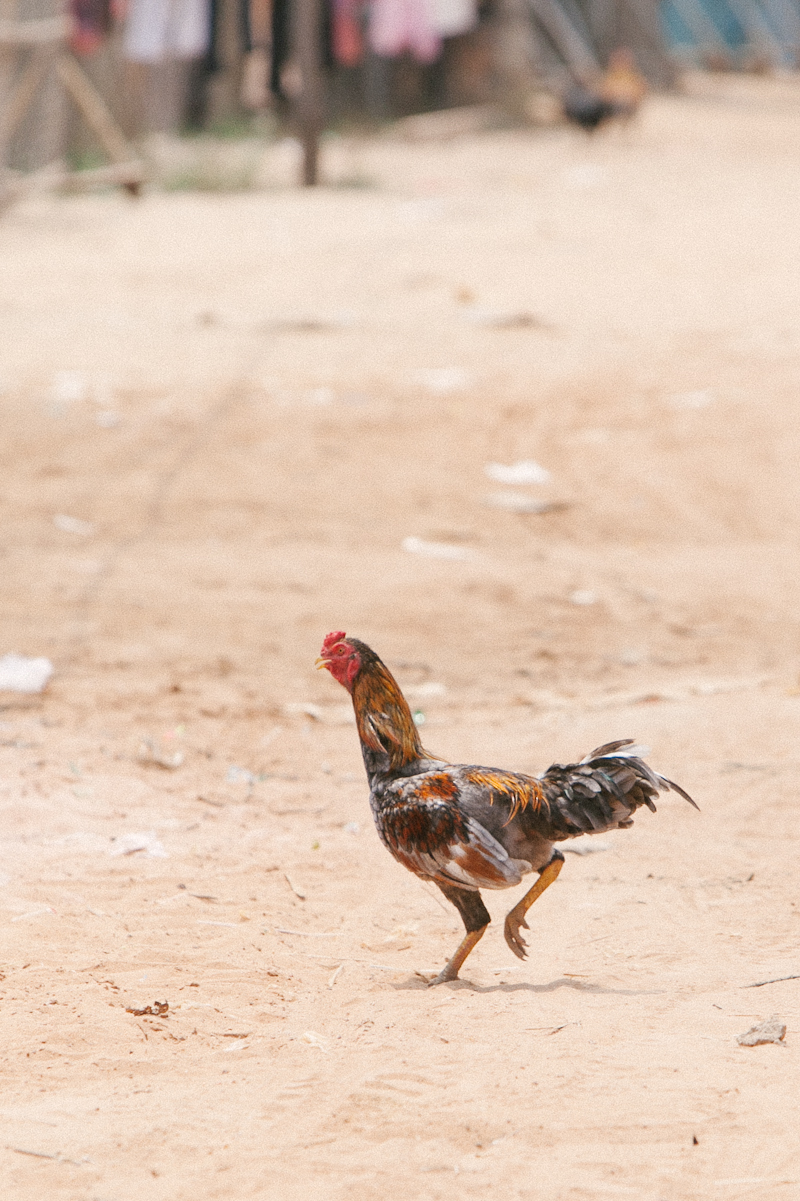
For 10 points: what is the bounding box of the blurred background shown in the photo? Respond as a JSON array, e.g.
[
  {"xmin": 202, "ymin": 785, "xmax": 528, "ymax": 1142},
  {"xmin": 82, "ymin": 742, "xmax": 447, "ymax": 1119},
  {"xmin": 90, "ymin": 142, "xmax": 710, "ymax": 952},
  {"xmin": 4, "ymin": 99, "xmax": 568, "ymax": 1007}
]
[
  {"xmin": 2, "ymin": 0, "xmax": 800, "ymax": 743},
  {"xmin": 3, "ymin": 1, "xmax": 800, "ymax": 1194},
  {"xmin": 2, "ymin": 0, "xmax": 800, "ymax": 187}
]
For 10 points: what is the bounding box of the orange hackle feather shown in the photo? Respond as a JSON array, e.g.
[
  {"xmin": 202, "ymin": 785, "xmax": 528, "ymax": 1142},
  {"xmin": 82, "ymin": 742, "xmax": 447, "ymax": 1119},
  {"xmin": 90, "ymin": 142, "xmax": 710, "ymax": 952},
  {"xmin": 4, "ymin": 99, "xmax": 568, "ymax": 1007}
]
[
  {"xmin": 350, "ymin": 647, "xmax": 430, "ymax": 773},
  {"xmin": 462, "ymin": 768, "xmax": 546, "ymax": 824}
]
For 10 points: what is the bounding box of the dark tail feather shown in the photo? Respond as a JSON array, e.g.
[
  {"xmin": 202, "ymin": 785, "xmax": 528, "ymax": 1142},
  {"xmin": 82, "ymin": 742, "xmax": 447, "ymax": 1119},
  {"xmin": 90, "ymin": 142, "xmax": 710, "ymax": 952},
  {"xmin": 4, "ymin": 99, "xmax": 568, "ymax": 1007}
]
[
  {"xmin": 541, "ymin": 742, "xmax": 697, "ymax": 839},
  {"xmin": 582, "ymin": 741, "xmax": 698, "ymax": 810},
  {"xmin": 658, "ymin": 775, "xmax": 699, "ymax": 810}
]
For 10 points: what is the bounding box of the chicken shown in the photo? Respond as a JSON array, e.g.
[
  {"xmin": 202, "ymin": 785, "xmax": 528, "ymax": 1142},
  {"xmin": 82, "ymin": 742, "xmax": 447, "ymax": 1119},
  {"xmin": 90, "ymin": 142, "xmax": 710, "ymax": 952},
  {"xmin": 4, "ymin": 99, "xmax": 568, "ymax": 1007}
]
[
  {"xmin": 562, "ymin": 48, "xmax": 647, "ymax": 132},
  {"xmin": 317, "ymin": 631, "xmax": 697, "ymax": 986},
  {"xmin": 600, "ymin": 48, "xmax": 648, "ymax": 121},
  {"xmin": 562, "ymin": 82, "xmax": 616, "ymax": 133}
]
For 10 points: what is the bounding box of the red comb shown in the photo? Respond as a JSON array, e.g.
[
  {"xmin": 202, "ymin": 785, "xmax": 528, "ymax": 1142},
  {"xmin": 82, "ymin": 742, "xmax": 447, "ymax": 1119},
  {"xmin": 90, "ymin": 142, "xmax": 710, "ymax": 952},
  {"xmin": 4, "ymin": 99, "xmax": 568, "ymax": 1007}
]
[{"xmin": 321, "ymin": 630, "xmax": 347, "ymax": 652}]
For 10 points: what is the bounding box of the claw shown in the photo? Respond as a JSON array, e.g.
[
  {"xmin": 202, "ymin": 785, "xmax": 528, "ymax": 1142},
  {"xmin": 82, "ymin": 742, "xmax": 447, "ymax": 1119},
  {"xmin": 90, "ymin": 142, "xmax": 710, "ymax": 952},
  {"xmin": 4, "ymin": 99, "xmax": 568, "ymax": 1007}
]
[
  {"xmin": 415, "ymin": 968, "xmax": 458, "ymax": 987},
  {"xmin": 422, "ymin": 925, "xmax": 487, "ymax": 986},
  {"xmin": 502, "ymin": 855, "xmax": 564, "ymax": 963},
  {"xmin": 504, "ymin": 912, "xmax": 529, "ymax": 960}
]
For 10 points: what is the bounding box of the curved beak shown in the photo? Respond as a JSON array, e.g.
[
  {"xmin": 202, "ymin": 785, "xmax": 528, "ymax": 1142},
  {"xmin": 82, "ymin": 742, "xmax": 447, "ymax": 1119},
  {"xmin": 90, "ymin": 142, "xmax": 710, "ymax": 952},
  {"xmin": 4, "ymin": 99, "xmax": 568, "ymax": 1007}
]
[{"xmin": 315, "ymin": 656, "xmax": 330, "ymax": 671}]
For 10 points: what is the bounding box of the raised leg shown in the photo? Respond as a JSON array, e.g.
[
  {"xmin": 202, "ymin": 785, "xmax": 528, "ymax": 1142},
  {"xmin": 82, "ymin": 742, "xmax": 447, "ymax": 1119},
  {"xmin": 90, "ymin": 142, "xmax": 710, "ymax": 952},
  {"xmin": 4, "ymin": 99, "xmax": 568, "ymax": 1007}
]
[
  {"xmin": 504, "ymin": 850, "xmax": 564, "ymax": 961},
  {"xmin": 427, "ymin": 883, "xmax": 490, "ymax": 986}
]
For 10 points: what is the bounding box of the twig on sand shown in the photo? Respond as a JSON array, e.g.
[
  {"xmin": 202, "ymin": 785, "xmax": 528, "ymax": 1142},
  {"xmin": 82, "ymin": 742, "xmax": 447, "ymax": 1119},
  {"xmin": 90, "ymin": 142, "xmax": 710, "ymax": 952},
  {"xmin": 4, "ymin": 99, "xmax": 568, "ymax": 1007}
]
[
  {"xmin": 283, "ymin": 874, "xmax": 306, "ymax": 900},
  {"xmin": 525, "ymin": 1021, "xmax": 580, "ymax": 1035},
  {"xmin": 9, "ymin": 1147, "xmax": 85, "ymax": 1165},
  {"xmin": 275, "ymin": 927, "xmax": 341, "ymax": 937},
  {"xmin": 743, "ymin": 975, "xmax": 800, "ymax": 989}
]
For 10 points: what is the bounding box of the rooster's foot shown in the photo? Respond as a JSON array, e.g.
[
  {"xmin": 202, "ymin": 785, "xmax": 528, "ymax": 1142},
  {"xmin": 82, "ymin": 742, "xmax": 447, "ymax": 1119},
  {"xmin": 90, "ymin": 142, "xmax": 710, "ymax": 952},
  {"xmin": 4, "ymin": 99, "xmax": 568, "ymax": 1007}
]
[
  {"xmin": 504, "ymin": 910, "xmax": 530, "ymax": 960},
  {"xmin": 421, "ymin": 924, "xmax": 488, "ymax": 986},
  {"xmin": 420, "ymin": 965, "xmax": 461, "ymax": 987},
  {"xmin": 503, "ymin": 852, "xmax": 565, "ymax": 962}
]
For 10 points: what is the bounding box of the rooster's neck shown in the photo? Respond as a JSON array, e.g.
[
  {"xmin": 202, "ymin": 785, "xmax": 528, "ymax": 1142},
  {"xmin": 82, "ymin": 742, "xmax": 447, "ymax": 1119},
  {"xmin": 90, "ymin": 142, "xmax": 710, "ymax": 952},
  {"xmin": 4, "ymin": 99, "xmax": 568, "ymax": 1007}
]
[{"xmin": 350, "ymin": 651, "xmax": 426, "ymax": 780}]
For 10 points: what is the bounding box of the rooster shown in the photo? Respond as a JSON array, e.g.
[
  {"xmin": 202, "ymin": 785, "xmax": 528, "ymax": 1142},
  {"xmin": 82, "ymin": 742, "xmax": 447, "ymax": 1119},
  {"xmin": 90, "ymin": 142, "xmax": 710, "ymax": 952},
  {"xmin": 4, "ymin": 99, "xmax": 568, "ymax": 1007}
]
[
  {"xmin": 317, "ymin": 632, "xmax": 696, "ymax": 985},
  {"xmin": 601, "ymin": 48, "xmax": 648, "ymax": 121},
  {"xmin": 562, "ymin": 48, "xmax": 647, "ymax": 133}
]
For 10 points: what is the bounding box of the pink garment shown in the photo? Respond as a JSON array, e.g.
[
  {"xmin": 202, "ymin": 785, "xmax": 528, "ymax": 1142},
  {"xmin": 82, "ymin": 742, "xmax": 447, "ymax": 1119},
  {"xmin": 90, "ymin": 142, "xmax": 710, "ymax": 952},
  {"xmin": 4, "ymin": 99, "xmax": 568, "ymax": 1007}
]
[
  {"xmin": 369, "ymin": 0, "xmax": 441, "ymax": 63},
  {"xmin": 69, "ymin": 0, "xmax": 111, "ymax": 55},
  {"xmin": 333, "ymin": 0, "xmax": 363, "ymax": 66}
]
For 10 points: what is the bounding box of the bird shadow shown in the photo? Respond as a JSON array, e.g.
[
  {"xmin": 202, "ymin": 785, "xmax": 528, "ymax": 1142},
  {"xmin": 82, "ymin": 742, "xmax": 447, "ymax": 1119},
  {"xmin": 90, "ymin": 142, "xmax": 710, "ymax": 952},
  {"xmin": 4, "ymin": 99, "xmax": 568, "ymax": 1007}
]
[{"xmin": 392, "ymin": 974, "xmax": 665, "ymax": 995}]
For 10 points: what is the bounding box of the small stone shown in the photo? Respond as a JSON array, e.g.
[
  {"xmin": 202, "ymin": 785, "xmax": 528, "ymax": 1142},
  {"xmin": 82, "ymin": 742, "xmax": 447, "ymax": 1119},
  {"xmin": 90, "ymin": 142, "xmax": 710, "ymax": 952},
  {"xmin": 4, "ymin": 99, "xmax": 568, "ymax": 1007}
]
[{"xmin": 737, "ymin": 1016, "xmax": 786, "ymax": 1046}]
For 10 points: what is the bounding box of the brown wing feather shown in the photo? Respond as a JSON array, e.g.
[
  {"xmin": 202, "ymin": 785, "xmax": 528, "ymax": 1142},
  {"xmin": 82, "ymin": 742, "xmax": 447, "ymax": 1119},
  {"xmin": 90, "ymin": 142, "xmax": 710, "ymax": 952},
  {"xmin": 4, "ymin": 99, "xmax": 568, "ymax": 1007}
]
[{"xmin": 376, "ymin": 773, "xmax": 525, "ymax": 890}]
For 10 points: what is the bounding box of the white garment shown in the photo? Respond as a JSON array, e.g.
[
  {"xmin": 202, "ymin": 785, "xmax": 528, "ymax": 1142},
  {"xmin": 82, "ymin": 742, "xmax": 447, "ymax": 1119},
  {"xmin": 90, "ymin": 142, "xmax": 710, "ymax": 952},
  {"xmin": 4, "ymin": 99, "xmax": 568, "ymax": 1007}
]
[
  {"xmin": 123, "ymin": 0, "xmax": 210, "ymax": 62},
  {"xmin": 429, "ymin": 0, "xmax": 477, "ymax": 38}
]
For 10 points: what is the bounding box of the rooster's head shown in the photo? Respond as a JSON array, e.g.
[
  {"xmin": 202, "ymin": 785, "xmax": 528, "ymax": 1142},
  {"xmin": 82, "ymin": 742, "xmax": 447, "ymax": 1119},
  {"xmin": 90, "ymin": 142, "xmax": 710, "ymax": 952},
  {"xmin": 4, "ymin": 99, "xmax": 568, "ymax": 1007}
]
[{"xmin": 316, "ymin": 631, "xmax": 362, "ymax": 692}]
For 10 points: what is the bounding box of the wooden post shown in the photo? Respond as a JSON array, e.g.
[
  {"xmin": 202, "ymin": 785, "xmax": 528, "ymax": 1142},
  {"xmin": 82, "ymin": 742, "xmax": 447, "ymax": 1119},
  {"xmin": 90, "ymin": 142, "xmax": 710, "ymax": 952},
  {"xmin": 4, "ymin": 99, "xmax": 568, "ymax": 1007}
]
[
  {"xmin": 56, "ymin": 51, "xmax": 135, "ymax": 163},
  {"xmin": 206, "ymin": 0, "xmax": 248, "ymax": 128},
  {"xmin": 0, "ymin": 44, "xmax": 54, "ymax": 150},
  {"xmin": 586, "ymin": 0, "xmax": 617, "ymax": 63},
  {"xmin": 1, "ymin": 2, "xmax": 144, "ymax": 210},
  {"xmin": 619, "ymin": 0, "xmax": 679, "ymax": 87},
  {"xmin": 492, "ymin": 0, "xmax": 541, "ymax": 117},
  {"xmin": 526, "ymin": 0, "xmax": 600, "ymax": 78},
  {"xmin": 1, "ymin": 0, "xmax": 67, "ymax": 172},
  {"xmin": 291, "ymin": 0, "xmax": 323, "ymax": 186}
]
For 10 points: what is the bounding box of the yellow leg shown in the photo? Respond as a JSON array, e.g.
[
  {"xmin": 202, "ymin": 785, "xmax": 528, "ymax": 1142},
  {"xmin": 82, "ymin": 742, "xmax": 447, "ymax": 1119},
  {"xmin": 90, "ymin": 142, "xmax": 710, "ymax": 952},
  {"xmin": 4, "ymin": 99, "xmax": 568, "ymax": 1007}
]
[
  {"xmin": 504, "ymin": 852, "xmax": 564, "ymax": 961},
  {"xmin": 427, "ymin": 924, "xmax": 488, "ymax": 986}
]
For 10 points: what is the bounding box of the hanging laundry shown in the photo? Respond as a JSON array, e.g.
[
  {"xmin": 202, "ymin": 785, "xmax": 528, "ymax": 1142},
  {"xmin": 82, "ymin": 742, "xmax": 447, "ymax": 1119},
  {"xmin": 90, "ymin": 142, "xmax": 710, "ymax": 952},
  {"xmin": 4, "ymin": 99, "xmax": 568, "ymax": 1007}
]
[
  {"xmin": 69, "ymin": 0, "xmax": 112, "ymax": 55},
  {"xmin": 270, "ymin": 0, "xmax": 333, "ymax": 98},
  {"xmin": 332, "ymin": 0, "xmax": 363, "ymax": 67},
  {"xmin": 270, "ymin": 0, "xmax": 289, "ymax": 93},
  {"xmin": 123, "ymin": 0, "xmax": 212, "ymax": 62},
  {"xmin": 369, "ymin": 0, "xmax": 441, "ymax": 63},
  {"xmin": 248, "ymin": 0, "xmax": 271, "ymax": 50},
  {"xmin": 240, "ymin": 0, "xmax": 270, "ymax": 106},
  {"xmin": 205, "ymin": 0, "xmax": 252, "ymax": 73},
  {"xmin": 429, "ymin": 0, "xmax": 476, "ymax": 39}
]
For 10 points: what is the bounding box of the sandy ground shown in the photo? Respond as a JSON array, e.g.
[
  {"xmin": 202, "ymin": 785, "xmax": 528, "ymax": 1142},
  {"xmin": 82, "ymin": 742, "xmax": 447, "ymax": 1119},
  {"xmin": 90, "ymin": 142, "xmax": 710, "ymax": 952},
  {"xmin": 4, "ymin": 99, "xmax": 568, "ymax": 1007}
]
[{"xmin": 1, "ymin": 71, "xmax": 800, "ymax": 1201}]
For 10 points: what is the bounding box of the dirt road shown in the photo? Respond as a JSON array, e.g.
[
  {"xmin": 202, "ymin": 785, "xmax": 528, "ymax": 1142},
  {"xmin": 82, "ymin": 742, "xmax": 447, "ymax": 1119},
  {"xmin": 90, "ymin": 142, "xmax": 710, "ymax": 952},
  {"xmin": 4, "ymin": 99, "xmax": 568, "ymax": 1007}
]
[{"xmin": 1, "ymin": 73, "xmax": 799, "ymax": 1200}]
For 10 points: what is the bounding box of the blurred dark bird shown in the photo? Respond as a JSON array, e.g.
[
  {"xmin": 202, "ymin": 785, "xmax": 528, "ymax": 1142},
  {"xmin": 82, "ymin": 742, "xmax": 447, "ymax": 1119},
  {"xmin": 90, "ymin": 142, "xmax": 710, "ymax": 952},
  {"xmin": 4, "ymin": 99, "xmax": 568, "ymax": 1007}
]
[
  {"xmin": 563, "ymin": 48, "xmax": 648, "ymax": 132},
  {"xmin": 318, "ymin": 632, "xmax": 697, "ymax": 986},
  {"xmin": 563, "ymin": 82, "xmax": 616, "ymax": 132}
]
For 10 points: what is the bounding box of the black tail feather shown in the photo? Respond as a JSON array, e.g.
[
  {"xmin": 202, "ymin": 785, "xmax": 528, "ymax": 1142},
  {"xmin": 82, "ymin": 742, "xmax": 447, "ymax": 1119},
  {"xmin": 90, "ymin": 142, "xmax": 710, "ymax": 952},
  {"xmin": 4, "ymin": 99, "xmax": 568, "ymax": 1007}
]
[{"xmin": 541, "ymin": 743, "xmax": 697, "ymax": 840}]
